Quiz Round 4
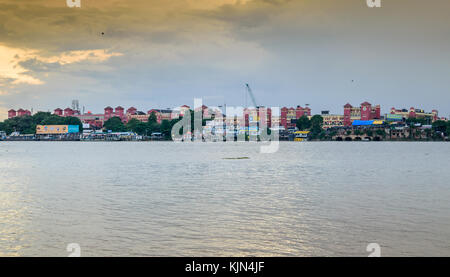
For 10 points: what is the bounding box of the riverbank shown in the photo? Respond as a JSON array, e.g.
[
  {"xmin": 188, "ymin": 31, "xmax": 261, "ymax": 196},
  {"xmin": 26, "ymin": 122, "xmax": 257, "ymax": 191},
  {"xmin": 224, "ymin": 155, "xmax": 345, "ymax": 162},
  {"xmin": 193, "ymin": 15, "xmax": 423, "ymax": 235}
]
[{"xmin": 1, "ymin": 138, "xmax": 449, "ymax": 142}]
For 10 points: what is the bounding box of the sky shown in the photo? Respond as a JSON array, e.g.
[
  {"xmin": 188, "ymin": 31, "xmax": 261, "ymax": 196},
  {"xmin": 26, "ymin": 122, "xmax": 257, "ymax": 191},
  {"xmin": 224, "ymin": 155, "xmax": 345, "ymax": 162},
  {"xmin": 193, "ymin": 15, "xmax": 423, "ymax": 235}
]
[{"xmin": 0, "ymin": 0, "xmax": 449, "ymax": 120}]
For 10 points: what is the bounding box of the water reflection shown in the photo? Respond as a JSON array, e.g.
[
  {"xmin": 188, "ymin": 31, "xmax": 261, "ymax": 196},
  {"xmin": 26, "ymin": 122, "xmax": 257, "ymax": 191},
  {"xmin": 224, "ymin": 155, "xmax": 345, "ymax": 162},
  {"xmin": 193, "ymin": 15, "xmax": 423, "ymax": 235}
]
[{"xmin": 0, "ymin": 142, "xmax": 449, "ymax": 256}]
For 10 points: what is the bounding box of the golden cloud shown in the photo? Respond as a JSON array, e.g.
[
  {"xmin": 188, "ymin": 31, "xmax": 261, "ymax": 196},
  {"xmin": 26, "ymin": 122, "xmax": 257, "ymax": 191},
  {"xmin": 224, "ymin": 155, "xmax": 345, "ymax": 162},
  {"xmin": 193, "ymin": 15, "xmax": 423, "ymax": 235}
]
[{"xmin": 0, "ymin": 44, "xmax": 122, "ymax": 86}]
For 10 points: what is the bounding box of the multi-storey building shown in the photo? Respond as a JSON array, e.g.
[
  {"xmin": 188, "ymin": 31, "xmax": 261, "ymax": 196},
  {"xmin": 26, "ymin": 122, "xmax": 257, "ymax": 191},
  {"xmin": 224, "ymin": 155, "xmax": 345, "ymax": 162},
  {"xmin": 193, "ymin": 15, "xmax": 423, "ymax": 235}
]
[
  {"xmin": 103, "ymin": 106, "xmax": 126, "ymax": 122},
  {"xmin": 343, "ymin": 102, "xmax": 381, "ymax": 126},
  {"xmin": 64, "ymin": 108, "xmax": 76, "ymax": 116},
  {"xmin": 389, "ymin": 107, "xmax": 439, "ymax": 123},
  {"xmin": 147, "ymin": 109, "xmax": 176, "ymax": 124},
  {"xmin": 8, "ymin": 109, "xmax": 17, "ymax": 118},
  {"xmin": 8, "ymin": 109, "xmax": 31, "ymax": 119},
  {"xmin": 322, "ymin": 114, "xmax": 345, "ymax": 129},
  {"xmin": 54, "ymin": 108, "xmax": 63, "ymax": 116},
  {"xmin": 126, "ymin": 107, "xmax": 149, "ymax": 123},
  {"xmin": 280, "ymin": 106, "xmax": 311, "ymax": 130}
]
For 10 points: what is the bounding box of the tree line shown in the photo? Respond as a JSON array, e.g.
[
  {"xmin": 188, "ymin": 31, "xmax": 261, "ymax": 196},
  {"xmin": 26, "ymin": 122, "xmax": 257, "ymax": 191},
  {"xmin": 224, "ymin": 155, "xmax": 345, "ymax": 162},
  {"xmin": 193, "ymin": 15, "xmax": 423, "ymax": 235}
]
[
  {"xmin": 103, "ymin": 112, "xmax": 182, "ymax": 140},
  {"xmin": 0, "ymin": 112, "xmax": 83, "ymax": 135},
  {"xmin": 2, "ymin": 111, "xmax": 449, "ymax": 141},
  {"xmin": 103, "ymin": 110, "xmax": 210, "ymax": 140},
  {"xmin": 296, "ymin": 115, "xmax": 326, "ymax": 139},
  {"xmin": 294, "ymin": 115, "xmax": 450, "ymax": 140}
]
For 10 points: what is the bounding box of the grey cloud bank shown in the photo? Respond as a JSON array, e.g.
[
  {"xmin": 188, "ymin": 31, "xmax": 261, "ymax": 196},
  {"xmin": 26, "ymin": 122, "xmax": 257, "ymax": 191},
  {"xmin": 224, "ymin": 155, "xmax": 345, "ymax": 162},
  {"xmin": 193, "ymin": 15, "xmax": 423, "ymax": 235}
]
[{"xmin": 0, "ymin": 0, "xmax": 449, "ymax": 119}]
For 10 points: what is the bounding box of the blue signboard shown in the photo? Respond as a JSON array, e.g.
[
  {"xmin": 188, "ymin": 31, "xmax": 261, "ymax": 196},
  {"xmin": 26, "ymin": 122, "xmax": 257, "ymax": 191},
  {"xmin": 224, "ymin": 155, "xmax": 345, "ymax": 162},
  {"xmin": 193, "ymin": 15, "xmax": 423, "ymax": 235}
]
[
  {"xmin": 386, "ymin": 114, "xmax": 404, "ymax": 122},
  {"xmin": 68, "ymin": 125, "xmax": 80, "ymax": 133}
]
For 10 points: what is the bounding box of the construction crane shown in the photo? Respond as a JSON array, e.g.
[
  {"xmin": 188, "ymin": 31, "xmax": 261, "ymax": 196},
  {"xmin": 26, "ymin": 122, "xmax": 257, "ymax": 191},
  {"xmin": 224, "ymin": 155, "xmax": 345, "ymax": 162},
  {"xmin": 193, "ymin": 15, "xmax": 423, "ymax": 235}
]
[
  {"xmin": 245, "ymin": 83, "xmax": 258, "ymax": 108},
  {"xmin": 245, "ymin": 83, "xmax": 261, "ymax": 137}
]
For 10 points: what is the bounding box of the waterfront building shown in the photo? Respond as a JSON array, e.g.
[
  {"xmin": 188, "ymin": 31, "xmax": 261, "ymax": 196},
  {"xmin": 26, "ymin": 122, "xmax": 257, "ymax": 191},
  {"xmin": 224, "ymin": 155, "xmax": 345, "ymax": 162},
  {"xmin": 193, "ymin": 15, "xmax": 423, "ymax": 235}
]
[
  {"xmin": 147, "ymin": 109, "xmax": 175, "ymax": 124},
  {"xmin": 18, "ymin": 109, "xmax": 32, "ymax": 117},
  {"xmin": 127, "ymin": 112, "xmax": 150, "ymax": 123},
  {"xmin": 194, "ymin": 105, "xmax": 211, "ymax": 119},
  {"xmin": 102, "ymin": 106, "xmax": 126, "ymax": 122},
  {"xmin": 75, "ymin": 112, "xmax": 105, "ymax": 129},
  {"xmin": 389, "ymin": 107, "xmax": 439, "ymax": 123},
  {"xmin": 343, "ymin": 102, "xmax": 381, "ymax": 126},
  {"xmin": 180, "ymin": 105, "xmax": 191, "ymax": 117},
  {"xmin": 115, "ymin": 106, "xmax": 125, "ymax": 121},
  {"xmin": 126, "ymin": 107, "xmax": 138, "ymax": 115},
  {"xmin": 280, "ymin": 106, "xmax": 311, "ymax": 130},
  {"xmin": 54, "ymin": 108, "xmax": 63, "ymax": 116},
  {"xmin": 322, "ymin": 114, "xmax": 345, "ymax": 129},
  {"xmin": 64, "ymin": 107, "xmax": 75, "ymax": 116},
  {"xmin": 8, "ymin": 109, "xmax": 17, "ymax": 119},
  {"xmin": 104, "ymin": 106, "xmax": 114, "ymax": 121},
  {"xmin": 8, "ymin": 109, "xmax": 31, "ymax": 118}
]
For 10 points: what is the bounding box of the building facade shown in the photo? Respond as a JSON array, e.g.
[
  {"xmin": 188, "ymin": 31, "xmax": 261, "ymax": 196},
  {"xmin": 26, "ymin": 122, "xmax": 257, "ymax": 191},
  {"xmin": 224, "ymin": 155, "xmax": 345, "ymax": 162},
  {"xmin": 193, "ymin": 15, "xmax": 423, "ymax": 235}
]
[
  {"xmin": 280, "ymin": 106, "xmax": 311, "ymax": 130},
  {"xmin": 8, "ymin": 109, "xmax": 31, "ymax": 119},
  {"xmin": 322, "ymin": 114, "xmax": 345, "ymax": 129},
  {"xmin": 343, "ymin": 102, "xmax": 381, "ymax": 126},
  {"xmin": 389, "ymin": 107, "xmax": 439, "ymax": 123}
]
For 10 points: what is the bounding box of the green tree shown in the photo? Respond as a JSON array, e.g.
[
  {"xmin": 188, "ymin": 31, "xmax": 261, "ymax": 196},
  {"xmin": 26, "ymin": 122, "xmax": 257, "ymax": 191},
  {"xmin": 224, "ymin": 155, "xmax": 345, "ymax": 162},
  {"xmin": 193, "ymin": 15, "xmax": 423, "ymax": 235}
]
[
  {"xmin": 406, "ymin": 117, "xmax": 428, "ymax": 126},
  {"xmin": 376, "ymin": 129, "xmax": 386, "ymax": 137},
  {"xmin": 41, "ymin": 114, "xmax": 66, "ymax": 125},
  {"xmin": 145, "ymin": 112, "xmax": 161, "ymax": 134},
  {"xmin": 318, "ymin": 130, "xmax": 326, "ymax": 140},
  {"xmin": 135, "ymin": 122, "xmax": 147, "ymax": 135},
  {"xmin": 160, "ymin": 119, "xmax": 172, "ymax": 139},
  {"xmin": 2, "ymin": 116, "xmax": 35, "ymax": 134},
  {"xmin": 431, "ymin": 120, "xmax": 447, "ymax": 140},
  {"xmin": 103, "ymin": 117, "xmax": 126, "ymax": 132},
  {"xmin": 1, "ymin": 113, "xmax": 83, "ymax": 135},
  {"xmin": 432, "ymin": 120, "xmax": 447, "ymax": 133},
  {"xmin": 310, "ymin": 115, "xmax": 324, "ymax": 128},
  {"xmin": 63, "ymin": 116, "xmax": 83, "ymax": 133},
  {"xmin": 32, "ymin": 112, "xmax": 52, "ymax": 125},
  {"xmin": 126, "ymin": 118, "xmax": 147, "ymax": 135},
  {"xmin": 296, "ymin": 115, "xmax": 311, "ymax": 131},
  {"xmin": 148, "ymin": 112, "xmax": 158, "ymax": 124},
  {"xmin": 309, "ymin": 115, "xmax": 323, "ymax": 139}
]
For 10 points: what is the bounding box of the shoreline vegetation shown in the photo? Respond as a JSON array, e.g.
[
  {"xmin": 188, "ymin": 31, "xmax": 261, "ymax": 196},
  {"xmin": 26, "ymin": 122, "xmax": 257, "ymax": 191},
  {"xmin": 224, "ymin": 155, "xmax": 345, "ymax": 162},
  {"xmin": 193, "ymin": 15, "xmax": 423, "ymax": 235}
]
[{"xmin": 1, "ymin": 110, "xmax": 449, "ymax": 142}]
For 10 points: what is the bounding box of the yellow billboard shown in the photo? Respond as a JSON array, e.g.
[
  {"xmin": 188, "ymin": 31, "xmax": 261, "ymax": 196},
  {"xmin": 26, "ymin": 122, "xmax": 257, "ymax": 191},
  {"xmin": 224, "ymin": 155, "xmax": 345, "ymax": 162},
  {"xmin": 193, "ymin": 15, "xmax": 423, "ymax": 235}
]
[{"xmin": 36, "ymin": 125, "xmax": 69, "ymax": 134}]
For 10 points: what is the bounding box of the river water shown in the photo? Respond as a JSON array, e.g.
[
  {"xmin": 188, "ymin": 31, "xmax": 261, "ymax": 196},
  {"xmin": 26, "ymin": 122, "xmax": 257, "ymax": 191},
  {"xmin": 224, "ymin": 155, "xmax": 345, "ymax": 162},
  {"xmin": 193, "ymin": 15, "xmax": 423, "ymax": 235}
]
[{"xmin": 0, "ymin": 141, "xmax": 449, "ymax": 256}]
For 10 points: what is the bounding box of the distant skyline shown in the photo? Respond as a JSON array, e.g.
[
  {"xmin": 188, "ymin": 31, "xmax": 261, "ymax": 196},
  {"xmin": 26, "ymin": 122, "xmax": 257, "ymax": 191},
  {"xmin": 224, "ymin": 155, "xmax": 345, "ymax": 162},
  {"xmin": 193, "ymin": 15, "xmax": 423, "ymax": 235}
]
[{"xmin": 1, "ymin": 0, "xmax": 450, "ymax": 120}]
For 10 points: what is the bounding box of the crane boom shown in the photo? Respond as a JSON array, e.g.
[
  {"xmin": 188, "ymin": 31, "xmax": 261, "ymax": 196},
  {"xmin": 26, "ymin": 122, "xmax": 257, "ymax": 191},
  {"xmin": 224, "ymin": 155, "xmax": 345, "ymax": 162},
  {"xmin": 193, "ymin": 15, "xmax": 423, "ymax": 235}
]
[{"xmin": 245, "ymin": 83, "xmax": 258, "ymax": 108}]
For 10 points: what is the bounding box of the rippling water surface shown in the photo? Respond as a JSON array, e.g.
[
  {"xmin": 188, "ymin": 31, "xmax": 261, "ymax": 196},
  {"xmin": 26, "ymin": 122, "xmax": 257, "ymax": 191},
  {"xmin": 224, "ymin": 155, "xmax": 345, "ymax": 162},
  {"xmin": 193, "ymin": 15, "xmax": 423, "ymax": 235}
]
[{"xmin": 0, "ymin": 141, "xmax": 449, "ymax": 256}]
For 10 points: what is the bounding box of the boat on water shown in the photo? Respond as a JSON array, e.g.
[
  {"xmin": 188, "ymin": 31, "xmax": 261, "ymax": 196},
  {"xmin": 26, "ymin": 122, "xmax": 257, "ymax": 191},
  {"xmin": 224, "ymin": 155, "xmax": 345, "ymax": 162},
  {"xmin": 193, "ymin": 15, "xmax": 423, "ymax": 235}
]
[{"xmin": 293, "ymin": 131, "xmax": 310, "ymax": 142}]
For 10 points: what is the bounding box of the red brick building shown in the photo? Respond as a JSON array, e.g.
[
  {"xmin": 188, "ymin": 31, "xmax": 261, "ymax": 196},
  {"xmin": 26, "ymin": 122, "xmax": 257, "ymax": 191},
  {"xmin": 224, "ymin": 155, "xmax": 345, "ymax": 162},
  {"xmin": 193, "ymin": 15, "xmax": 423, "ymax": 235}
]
[
  {"xmin": 104, "ymin": 106, "xmax": 114, "ymax": 121},
  {"xmin": 147, "ymin": 109, "xmax": 174, "ymax": 124},
  {"xmin": 8, "ymin": 109, "xmax": 31, "ymax": 118},
  {"xmin": 343, "ymin": 102, "xmax": 381, "ymax": 126},
  {"xmin": 8, "ymin": 109, "xmax": 17, "ymax": 119},
  {"xmin": 54, "ymin": 108, "xmax": 63, "ymax": 116},
  {"xmin": 64, "ymin": 108, "xmax": 75, "ymax": 117},
  {"xmin": 280, "ymin": 106, "xmax": 311, "ymax": 130}
]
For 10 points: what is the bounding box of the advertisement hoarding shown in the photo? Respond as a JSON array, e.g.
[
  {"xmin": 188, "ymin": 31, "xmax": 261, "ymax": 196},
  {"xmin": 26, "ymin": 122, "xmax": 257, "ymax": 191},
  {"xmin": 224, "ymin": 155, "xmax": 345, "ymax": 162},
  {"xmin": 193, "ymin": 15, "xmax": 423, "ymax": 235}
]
[
  {"xmin": 386, "ymin": 114, "xmax": 404, "ymax": 122},
  {"xmin": 36, "ymin": 125, "xmax": 80, "ymax": 135}
]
